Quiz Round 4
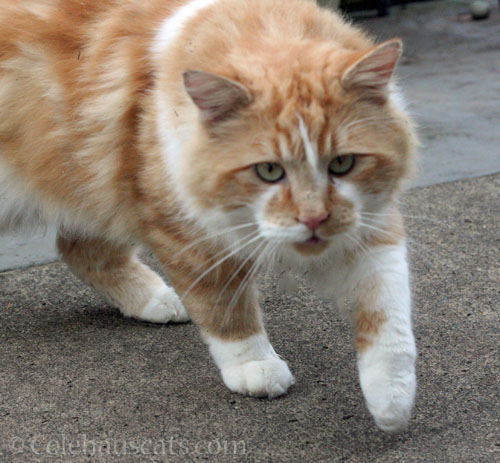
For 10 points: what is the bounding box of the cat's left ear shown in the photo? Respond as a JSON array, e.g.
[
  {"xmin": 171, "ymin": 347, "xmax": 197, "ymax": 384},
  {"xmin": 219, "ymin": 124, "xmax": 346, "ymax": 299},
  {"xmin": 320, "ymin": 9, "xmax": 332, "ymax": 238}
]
[
  {"xmin": 183, "ymin": 70, "xmax": 251, "ymax": 124},
  {"xmin": 341, "ymin": 39, "xmax": 402, "ymax": 101}
]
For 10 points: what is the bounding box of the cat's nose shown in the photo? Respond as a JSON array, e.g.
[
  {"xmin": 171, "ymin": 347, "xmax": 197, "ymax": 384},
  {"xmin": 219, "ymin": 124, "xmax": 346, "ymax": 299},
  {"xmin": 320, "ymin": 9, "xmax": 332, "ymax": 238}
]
[{"xmin": 298, "ymin": 213, "xmax": 329, "ymax": 231}]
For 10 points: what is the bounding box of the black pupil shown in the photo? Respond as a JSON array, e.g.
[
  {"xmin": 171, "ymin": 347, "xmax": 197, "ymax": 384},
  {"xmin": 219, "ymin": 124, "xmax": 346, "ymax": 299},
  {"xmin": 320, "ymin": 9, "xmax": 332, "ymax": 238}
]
[
  {"xmin": 337, "ymin": 156, "xmax": 344, "ymax": 164},
  {"xmin": 267, "ymin": 164, "xmax": 274, "ymax": 172}
]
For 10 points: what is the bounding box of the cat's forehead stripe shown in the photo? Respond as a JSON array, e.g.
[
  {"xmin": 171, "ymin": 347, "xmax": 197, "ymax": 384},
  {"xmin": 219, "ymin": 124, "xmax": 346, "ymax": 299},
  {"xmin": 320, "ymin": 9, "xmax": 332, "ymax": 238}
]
[
  {"xmin": 278, "ymin": 132, "xmax": 292, "ymax": 161},
  {"xmin": 298, "ymin": 115, "xmax": 317, "ymax": 168},
  {"xmin": 298, "ymin": 115, "xmax": 321, "ymax": 176},
  {"xmin": 317, "ymin": 115, "xmax": 334, "ymax": 156}
]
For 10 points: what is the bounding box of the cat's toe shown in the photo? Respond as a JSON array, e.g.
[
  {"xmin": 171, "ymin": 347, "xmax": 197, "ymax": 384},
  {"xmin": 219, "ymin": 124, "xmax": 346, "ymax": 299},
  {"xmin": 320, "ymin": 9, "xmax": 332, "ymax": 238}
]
[
  {"xmin": 139, "ymin": 286, "xmax": 190, "ymax": 323},
  {"xmin": 221, "ymin": 357, "xmax": 295, "ymax": 398}
]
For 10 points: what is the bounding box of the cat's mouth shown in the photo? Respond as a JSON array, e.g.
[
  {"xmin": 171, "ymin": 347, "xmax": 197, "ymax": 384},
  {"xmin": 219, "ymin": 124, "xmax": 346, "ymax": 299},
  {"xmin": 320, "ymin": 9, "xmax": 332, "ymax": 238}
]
[
  {"xmin": 292, "ymin": 233, "xmax": 329, "ymax": 255},
  {"xmin": 305, "ymin": 235, "xmax": 322, "ymax": 244}
]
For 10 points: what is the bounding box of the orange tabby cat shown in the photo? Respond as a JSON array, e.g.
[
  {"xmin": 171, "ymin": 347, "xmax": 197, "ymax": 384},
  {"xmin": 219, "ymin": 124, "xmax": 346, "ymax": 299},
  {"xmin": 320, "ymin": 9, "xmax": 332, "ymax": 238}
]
[{"xmin": 0, "ymin": 0, "xmax": 417, "ymax": 431}]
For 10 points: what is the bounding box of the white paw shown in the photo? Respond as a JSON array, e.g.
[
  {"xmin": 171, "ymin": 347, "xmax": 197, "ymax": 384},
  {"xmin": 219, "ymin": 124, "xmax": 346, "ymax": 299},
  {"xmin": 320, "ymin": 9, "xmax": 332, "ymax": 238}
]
[
  {"xmin": 221, "ymin": 357, "xmax": 295, "ymax": 398},
  {"xmin": 359, "ymin": 356, "xmax": 416, "ymax": 432},
  {"xmin": 206, "ymin": 333, "xmax": 295, "ymax": 398},
  {"xmin": 139, "ymin": 286, "xmax": 190, "ymax": 323}
]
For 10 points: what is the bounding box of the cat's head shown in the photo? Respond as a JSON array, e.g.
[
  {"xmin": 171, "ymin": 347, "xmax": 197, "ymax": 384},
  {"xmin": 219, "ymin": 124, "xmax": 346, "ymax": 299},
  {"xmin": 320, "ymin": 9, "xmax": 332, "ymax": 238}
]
[{"xmin": 174, "ymin": 39, "xmax": 416, "ymax": 263}]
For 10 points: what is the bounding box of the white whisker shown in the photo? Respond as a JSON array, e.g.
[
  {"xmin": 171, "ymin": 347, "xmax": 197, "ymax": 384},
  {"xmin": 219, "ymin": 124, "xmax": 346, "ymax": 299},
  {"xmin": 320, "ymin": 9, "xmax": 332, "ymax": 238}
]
[
  {"xmin": 222, "ymin": 241, "xmax": 267, "ymax": 326},
  {"xmin": 360, "ymin": 211, "xmax": 449, "ymax": 228},
  {"xmin": 359, "ymin": 220, "xmax": 435, "ymax": 269},
  {"xmin": 172, "ymin": 222, "xmax": 258, "ymax": 259},
  {"xmin": 180, "ymin": 232, "xmax": 262, "ymax": 302},
  {"xmin": 223, "ymin": 240, "xmax": 276, "ymax": 327},
  {"xmin": 341, "ymin": 116, "xmax": 393, "ymax": 134},
  {"xmin": 216, "ymin": 239, "xmax": 267, "ymax": 310}
]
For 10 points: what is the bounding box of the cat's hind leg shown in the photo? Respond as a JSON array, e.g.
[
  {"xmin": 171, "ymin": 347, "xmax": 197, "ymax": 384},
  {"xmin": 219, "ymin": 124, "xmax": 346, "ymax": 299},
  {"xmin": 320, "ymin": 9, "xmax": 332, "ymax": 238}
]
[{"xmin": 57, "ymin": 233, "xmax": 189, "ymax": 323}]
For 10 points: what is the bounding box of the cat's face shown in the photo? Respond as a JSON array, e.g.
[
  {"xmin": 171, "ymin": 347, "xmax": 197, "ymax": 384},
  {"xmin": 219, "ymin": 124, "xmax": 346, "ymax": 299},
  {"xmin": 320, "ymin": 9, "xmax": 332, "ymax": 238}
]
[{"xmin": 176, "ymin": 40, "xmax": 416, "ymax": 262}]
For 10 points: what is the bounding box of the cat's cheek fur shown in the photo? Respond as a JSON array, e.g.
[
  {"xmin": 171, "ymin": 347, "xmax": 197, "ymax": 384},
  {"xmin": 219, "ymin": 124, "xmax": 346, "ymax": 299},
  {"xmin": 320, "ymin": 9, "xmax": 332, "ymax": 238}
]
[
  {"xmin": 254, "ymin": 185, "xmax": 281, "ymax": 238},
  {"xmin": 205, "ymin": 333, "xmax": 295, "ymax": 398}
]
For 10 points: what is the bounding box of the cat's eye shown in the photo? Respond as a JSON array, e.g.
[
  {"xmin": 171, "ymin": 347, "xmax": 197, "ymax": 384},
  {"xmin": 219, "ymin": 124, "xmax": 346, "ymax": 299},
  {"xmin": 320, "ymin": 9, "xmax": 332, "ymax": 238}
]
[
  {"xmin": 255, "ymin": 162, "xmax": 285, "ymax": 183},
  {"xmin": 328, "ymin": 155, "xmax": 355, "ymax": 176}
]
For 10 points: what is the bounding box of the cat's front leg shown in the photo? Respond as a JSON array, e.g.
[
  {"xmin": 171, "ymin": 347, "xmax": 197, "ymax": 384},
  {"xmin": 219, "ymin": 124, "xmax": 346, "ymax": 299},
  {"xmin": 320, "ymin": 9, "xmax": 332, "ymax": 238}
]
[
  {"xmin": 160, "ymin": 253, "xmax": 294, "ymax": 398},
  {"xmin": 343, "ymin": 242, "xmax": 416, "ymax": 432}
]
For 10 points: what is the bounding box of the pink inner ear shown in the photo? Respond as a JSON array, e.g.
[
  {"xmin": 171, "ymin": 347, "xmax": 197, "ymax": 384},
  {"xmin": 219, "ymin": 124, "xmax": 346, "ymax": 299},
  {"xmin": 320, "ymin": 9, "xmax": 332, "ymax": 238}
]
[
  {"xmin": 183, "ymin": 72, "xmax": 216, "ymax": 111},
  {"xmin": 366, "ymin": 54, "xmax": 399, "ymax": 81},
  {"xmin": 342, "ymin": 39, "xmax": 402, "ymax": 95},
  {"xmin": 183, "ymin": 70, "xmax": 250, "ymax": 123}
]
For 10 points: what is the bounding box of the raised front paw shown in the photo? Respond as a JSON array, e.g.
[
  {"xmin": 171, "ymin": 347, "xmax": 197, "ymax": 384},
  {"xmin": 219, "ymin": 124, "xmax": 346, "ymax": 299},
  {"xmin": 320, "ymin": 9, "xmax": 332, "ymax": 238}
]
[
  {"xmin": 221, "ymin": 357, "xmax": 295, "ymax": 398},
  {"xmin": 359, "ymin": 354, "xmax": 416, "ymax": 432}
]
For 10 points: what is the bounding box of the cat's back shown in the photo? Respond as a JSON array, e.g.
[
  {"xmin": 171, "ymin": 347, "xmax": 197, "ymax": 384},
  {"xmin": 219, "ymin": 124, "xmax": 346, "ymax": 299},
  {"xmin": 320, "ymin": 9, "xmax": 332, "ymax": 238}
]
[
  {"xmin": 0, "ymin": 0, "xmax": 115, "ymax": 51},
  {"xmin": 0, "ymin": 0, "xmax": 158, "ymax": 233},
  {"xmin": 0, "ymin": 0, "xmax": 111, "ymax": 132}
]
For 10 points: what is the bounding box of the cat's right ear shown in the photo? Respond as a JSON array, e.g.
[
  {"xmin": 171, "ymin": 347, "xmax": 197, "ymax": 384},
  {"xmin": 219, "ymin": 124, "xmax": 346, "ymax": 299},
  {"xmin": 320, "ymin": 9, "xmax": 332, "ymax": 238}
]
[
  {"xmin": 341, "ymin": 39, "xmax": 402, "ymax": 102},
  {"xmin": 183, "ymin": 70, "xmax": 251, "ymax": 124}
]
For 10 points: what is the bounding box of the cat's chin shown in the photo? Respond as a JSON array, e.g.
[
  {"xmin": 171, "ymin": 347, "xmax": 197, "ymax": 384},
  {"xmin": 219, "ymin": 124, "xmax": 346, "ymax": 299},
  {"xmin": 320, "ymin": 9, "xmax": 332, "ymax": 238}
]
[{"xmin": 292, "ymin": 237, "xmax": 330, "ymax": 256}]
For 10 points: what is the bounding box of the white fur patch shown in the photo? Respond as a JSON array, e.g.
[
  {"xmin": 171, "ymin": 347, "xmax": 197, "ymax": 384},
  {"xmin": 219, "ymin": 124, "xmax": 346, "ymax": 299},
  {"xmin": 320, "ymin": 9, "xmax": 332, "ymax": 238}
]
[
  {"xmin": 298, "ymin": 115, "xmax": 319, "ymax": 173},
  {"xmin": 388, "ymin": 82, "xmax": 407, "ymax": 112},
  {"xmin": 335, "ymin": 179, "xmax": 362, "ymax": 210},
  {"xmin": 205, "ymin": 333, "xmax": 295, "ymax": 398},
  {"xmin": 358, "ymin": 346, "xmax": 416, "ymax": 432},
  {"xmin": 277, "ymin": 132, "xmax": 292, "ymax": 161},
  {"xmin": 0, "ymin": 159, "xmax": 44, "ymax": 233},
  {"xmin": 152, "ymin": 0, "xmax": 217, "ymax": 58},
  {"xmin": 153, "ymin": 0, "xmax": 222, "ymax": 229}
]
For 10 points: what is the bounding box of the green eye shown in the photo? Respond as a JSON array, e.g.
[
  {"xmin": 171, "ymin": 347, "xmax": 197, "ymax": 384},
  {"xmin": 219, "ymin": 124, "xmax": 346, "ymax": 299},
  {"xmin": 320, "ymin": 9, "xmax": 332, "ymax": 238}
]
[
  {"xmin": 328, "ymin": 155, "xmax": 355, "ymax": 176},
  {"xmin": 255, "ymin": 162, "xmax": 285, "ymax": 183}
]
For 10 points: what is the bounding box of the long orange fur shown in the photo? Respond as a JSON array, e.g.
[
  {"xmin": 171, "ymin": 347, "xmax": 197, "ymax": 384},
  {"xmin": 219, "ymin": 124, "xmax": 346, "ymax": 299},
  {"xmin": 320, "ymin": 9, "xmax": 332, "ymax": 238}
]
[{"xmin": 0, "ymin": 0, "xmax": 418, "ymax": 430}]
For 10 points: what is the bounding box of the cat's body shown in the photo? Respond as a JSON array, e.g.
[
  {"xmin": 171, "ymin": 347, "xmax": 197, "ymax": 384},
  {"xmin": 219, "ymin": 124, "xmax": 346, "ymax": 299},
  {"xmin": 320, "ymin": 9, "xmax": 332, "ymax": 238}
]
[{"xmin": 0, "ymin": 0, "xmax": 417, "ymax": 432}]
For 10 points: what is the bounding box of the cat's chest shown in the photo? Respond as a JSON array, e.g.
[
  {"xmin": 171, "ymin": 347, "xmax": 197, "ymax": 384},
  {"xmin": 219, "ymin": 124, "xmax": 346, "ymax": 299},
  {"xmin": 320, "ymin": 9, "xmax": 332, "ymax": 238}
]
[{"xmin": 272, "ymin": 256, "xmax": 350, "ymax": 301}]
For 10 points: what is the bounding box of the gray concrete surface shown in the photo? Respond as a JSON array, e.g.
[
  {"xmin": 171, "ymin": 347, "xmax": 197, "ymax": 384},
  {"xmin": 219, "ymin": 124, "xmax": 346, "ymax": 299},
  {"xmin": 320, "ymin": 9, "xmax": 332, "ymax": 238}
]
[
  {"xmin": 1, "ymin": 1, "xmax": 500, "ymax": 461},
  {"xmin": 0, "ymin": 229, "xmax": 58, "ymax": 273},
  {"xmin": 1, "ymin": 173, "xmax": 499, "ymax": 462},
  {"xmin": 1, "ymin": 0, "xmax": 499, "ymax": 272}
]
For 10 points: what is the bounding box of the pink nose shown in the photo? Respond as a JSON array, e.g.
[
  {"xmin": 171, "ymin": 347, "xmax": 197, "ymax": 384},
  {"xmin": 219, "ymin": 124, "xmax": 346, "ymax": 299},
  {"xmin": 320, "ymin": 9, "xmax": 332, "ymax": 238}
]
[{"xmin": 299, "ymin": 213, "xmax": 329, "ymax": 230}]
